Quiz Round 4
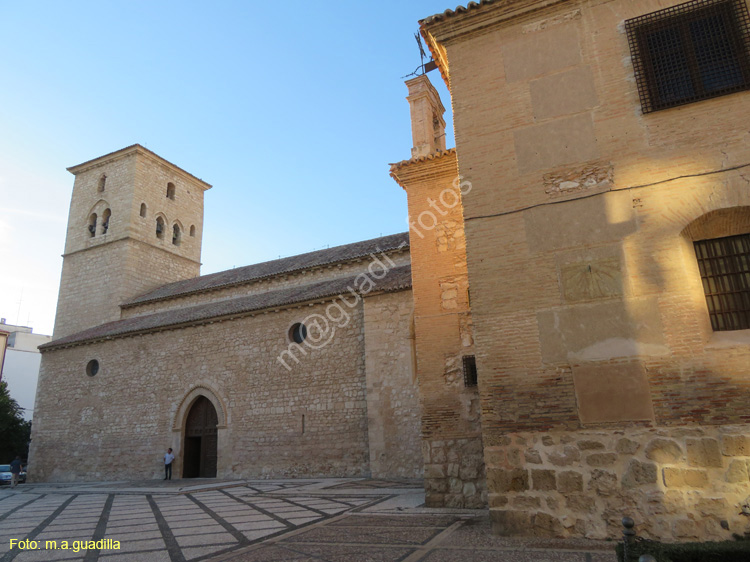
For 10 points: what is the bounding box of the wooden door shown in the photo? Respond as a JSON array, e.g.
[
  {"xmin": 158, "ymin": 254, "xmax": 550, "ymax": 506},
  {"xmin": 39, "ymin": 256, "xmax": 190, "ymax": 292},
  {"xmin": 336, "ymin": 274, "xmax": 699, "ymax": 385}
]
[{"xmin": 184, "ymin": 396, "xmax": 218, "ymax": 478}]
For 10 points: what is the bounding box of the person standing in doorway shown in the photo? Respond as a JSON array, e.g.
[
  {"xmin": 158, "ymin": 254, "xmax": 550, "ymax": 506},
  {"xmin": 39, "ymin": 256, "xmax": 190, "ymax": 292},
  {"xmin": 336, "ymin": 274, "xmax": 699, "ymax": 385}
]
[{"xmin": 164, "ymin": 448, "xmax": 175, "ymax": 480}]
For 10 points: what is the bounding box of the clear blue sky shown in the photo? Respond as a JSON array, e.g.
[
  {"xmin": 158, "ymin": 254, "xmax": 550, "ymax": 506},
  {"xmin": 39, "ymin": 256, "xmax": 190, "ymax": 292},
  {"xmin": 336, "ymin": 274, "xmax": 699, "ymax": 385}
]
[{"xmin": 0, "ymin": 0, "xmax": 455, "ymax": 335}]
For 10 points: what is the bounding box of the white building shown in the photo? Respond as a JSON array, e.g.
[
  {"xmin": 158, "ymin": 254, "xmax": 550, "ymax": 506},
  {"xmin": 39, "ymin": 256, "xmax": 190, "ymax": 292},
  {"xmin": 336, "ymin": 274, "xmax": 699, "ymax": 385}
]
[{"xmin": 0, "ymin": 318, "xmax": 51, "ymax": 420}]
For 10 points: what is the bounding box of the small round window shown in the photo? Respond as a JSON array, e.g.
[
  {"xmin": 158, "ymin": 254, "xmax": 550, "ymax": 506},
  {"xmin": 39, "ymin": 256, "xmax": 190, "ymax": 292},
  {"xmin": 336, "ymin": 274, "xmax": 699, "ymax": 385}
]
[
  {"xmin": 289, "ymin": 323, "xmax": 307, "ymax": 344},
  {"xmin": 86, "ymin": 359, "xmax": 100, "ymax": 377}
]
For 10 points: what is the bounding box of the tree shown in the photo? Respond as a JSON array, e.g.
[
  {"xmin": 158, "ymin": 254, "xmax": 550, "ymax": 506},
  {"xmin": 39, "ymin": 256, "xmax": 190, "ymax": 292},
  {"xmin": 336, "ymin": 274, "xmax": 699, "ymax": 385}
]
[{"xmin": 0, "ymin": 381, "xmax": 31, "ymax": 461}]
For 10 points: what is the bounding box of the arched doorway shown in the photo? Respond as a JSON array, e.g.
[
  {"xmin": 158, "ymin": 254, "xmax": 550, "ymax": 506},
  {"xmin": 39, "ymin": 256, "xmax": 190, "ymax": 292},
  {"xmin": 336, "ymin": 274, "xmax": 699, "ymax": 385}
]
[{"xmin": 183, "ymin": 396, "xmax": 218, "ymax": 478}]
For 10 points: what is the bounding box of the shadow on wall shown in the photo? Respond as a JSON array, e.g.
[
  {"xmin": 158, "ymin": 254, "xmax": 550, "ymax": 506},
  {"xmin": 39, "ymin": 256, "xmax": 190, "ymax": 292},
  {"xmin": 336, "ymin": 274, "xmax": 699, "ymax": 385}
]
[{"xmin": 482, "ymin": 188, "xmax": 750, "ymax": 540}]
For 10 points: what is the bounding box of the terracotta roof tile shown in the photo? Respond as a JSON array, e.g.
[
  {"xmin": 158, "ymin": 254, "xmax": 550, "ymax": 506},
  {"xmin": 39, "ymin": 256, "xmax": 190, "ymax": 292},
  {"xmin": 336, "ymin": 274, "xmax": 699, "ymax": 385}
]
[
  {"xmin": 41, "ymin": 265, "xmax": 412, "ymax": 351},
  {"xmin": 420, "ymin": 0, "xmax": 496, "ymax": 24},
  {"xmin": 123, "ymin": 232, "xmax": 410, "ymax": 307},
  {"xmin": 389, "ymin": 148, "xmax": 457, "ymax": 172}
]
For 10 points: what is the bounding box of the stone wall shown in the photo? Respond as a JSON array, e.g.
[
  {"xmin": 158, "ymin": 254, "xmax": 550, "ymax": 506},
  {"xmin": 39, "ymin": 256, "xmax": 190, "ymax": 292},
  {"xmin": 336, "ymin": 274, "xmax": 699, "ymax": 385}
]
[
  {"xmin": 54, "ymin": 239, "xmax": 200, "ymax": 339},
  {"xmin": 54, "ymin": 146, "xmax": 207, "ymax": 338},
  {"xmin": 487, "ymin": 426, "xmax": 750, "ymax": 541},
  {"xmin": 31, "ymin": 288, "xmax": 419, "ymax": 482},
  {"xmin": 363, "ymin": 291, "xmax": 423, "ymax": 478},
  {"xmin": 63, "ymin": 146, "xmax": 207, "ymax": 266},
  {"xmin": 424, "ymin": 436, "xmax": 486, "ymax": 508},
  {"xmin": 423, "ymin": 0, "xmax": 750, "ymax": 540}
]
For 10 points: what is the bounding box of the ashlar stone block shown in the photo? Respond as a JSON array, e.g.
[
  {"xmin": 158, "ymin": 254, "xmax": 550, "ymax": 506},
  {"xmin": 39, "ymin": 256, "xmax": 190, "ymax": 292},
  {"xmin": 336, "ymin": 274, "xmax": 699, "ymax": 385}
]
[
  {"xmin": 532, "ymin": 469, "xmax": 556, "ymax": 491},
  {"xmin": 645, "ymin": 439, "xmax": 683, "ymax": 464},
  {"xmin": 621, "ymin": 460, "xmax": 657, "ymax": 489},
  {"xmin": 558, "ymin": 471, "xmax": 584, "ymax": 493},
  {"xmin": 725, "ymin": 459, "xmax": 749, "ymax": 483},
  {"xmin": 488, "ymin": 468, "xmax": 529, "ymax": 493},
  {"xmin": 588, "ymin": 469, "xmax": 618, "ymax": 496},
  {"xmin": 586, "ymin": 453, "xmax": 617, "ymax": 467},
  {"xmin": 686, "ymin": 438, "xmax": 723, "ymax": 468},
  {"xmin": 616, "ymin": 438, "xmax": 641, "ymax": 455},
  {"xmin": 663, "ymin": 467, "xmax": 709, "ymax": 488},
  {"xmin": 722, "ymin": 434, "xmax": 750, "ymax": 457},
  {"xmin": 548, "ymin": 445, "xmax": 581, "ymax": 467}
]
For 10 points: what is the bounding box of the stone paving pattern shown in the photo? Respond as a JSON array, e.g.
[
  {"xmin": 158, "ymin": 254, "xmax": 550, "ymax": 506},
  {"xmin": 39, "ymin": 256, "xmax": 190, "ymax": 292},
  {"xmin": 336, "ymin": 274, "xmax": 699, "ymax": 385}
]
[{"xmin": 0, "ymin": 479, "xmax": 616, "ymax": 562}]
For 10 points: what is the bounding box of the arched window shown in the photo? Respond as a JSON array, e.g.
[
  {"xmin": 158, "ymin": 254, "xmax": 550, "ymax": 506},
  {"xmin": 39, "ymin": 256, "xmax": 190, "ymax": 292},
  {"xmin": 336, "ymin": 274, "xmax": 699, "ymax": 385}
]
[
  {"xmin": 166, "ymin": 182, "xmax": 175, "ymax": 200},
  {"xmin": 97, "ymin": 174, "xmax": 106, "ymax": 193},
  {"xmin": 172, "ymin": 224, "xmax": 181, "ymax": 246},
  {"xmin": 694, "ymin": 234, "xmax": 750, "ymax": 331},
  {"xmin": 101, "ymin": 209, "xmax": 111, "ymax": 235},
  {"xmin": 88, "ymin": 213, "xmax": 98, "ymax": 237},
  {"xmin": 682, "ymin": 207, "xmax": 750, "ymax": 332},
  {"xmin": 140, "ymin": 203, "xmax": 147, "ymax": 218},
  {"xmin": 156, "ymin": 216, "xmax": 165, "ymax": 239},
  {"xmin": 190, "ymin": 225, "xmax": 196, "ymax": 237}
]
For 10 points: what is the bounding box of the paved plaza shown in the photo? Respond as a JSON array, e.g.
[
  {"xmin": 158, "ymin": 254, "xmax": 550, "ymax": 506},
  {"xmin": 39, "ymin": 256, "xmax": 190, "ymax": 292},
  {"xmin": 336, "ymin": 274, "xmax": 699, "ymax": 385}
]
[{"xmin": 0, "ymin": 479, "xmax": 616, "ymax": 562}]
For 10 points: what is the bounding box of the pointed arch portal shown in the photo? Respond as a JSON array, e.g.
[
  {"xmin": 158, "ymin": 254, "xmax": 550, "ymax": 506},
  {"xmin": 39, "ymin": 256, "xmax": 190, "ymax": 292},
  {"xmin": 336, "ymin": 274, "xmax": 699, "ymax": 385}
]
[{"xmin": 183, "ymin": 396, "xmax": 218, "ymax": 478}]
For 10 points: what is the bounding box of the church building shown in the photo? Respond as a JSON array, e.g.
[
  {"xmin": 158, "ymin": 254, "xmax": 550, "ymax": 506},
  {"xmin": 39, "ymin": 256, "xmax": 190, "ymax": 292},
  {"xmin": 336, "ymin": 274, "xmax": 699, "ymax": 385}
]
[{"xmin": 32, "ymin": 0, "xmax": 750, "ymax": 543}]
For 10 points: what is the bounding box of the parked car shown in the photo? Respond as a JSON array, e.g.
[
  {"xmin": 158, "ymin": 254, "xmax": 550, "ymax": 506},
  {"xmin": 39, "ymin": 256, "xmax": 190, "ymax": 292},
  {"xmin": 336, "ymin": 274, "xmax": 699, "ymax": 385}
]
[
  {"xmin": 0, "ymin": 465, "xmax": 13, "ymax": 485},
  {"xmin": 0, "ymin": 464, "xmax": 26, "ymax": 485}
]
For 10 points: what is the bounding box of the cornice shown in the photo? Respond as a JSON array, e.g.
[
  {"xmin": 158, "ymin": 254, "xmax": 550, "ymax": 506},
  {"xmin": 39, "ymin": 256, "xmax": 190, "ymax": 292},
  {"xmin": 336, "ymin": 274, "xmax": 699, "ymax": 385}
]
[
  {"xmin": 420, "ymin": 0, "xmax": 572, "ymax": 84},
  {"xmin": 67, "ymin": 144, "xmax": 212, "ymax": 191},
  {"xmin": 120, "ymin": 245, "xmax": 411, "ymax": 310},
  {"xmin": 422, "ymin": 0, "xmax": 571, "ymax": 42},
  {"xmin": 41, "ymin": 278, "xmax": 413, "ymax": 352},
  {"xmin": 389, "ymin": 149, "xmax": 458, "ymax": 189},
  {"xmin": 62, "ymin": 235, "xmax": 202, "ymax": 267}
]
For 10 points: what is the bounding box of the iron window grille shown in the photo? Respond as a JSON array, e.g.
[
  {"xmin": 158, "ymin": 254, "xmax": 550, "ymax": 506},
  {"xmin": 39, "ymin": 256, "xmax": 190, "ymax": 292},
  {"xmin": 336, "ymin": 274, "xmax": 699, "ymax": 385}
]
[
  {"xmin": 463, "ymin": 355, "xmax": 478, "ymax": 387},
  {"xmin": 625, "ymin": 0, "xmax": 750, "ymax": 113},
  {"xmin": 694, "ymin": 233, "xmax": 750, "ymax": 331}
]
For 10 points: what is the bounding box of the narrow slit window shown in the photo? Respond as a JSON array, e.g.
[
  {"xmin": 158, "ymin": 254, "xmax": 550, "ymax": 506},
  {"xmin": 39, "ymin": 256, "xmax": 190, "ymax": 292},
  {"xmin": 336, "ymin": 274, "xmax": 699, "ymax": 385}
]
[
  {"xmin": 166, "ymin": 182, "xmax": 175, "ymax": 200},
  {"xmin": 463, "ymin": 355, "xmax": 478, "ymax": 387}
]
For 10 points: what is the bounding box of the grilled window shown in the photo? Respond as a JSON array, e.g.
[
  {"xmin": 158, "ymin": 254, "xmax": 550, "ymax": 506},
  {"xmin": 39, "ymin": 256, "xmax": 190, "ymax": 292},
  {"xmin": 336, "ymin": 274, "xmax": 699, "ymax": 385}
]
[
  {"xmin": 694, "ymin": 233, "xmax": 750, "ymax": 331},
  {"xmin": 463, "ymin": 355, "xmax": 478, "ymax": 387},
  {"xmin": 625, "ymin": 0, "xmax": 750, "ymax": 113}
]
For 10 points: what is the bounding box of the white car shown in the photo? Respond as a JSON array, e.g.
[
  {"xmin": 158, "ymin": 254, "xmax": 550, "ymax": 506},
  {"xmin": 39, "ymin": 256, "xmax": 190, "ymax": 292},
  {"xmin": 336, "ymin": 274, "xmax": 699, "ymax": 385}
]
[{"xmin": 0, "ymin": 464, "xmax": 25, "ymax": 485}]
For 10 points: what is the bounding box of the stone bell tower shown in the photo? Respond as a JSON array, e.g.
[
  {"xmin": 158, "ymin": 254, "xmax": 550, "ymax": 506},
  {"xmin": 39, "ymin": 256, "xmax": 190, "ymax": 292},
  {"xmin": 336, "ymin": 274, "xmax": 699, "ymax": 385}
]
[
  {"xmin": 53, "ymin": 145, "xmax": 211, "ymax": 338},
  {"xmin": 406, "ymin": 74, "xmax": 447, "ymax": 159}
]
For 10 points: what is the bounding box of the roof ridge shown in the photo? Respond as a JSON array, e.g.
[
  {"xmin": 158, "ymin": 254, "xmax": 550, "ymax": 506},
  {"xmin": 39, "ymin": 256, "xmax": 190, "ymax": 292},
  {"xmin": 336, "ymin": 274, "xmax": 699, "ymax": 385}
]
[
  {"xmin": 42, "ymin": 264, "xmax": 413, "ymax": 351},
  {"xmin": 122, "ymin": 231, "xmax": 410, "ymax": 308}
]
